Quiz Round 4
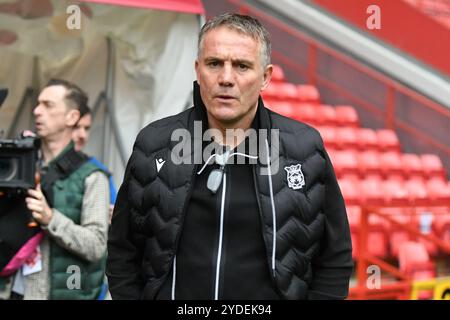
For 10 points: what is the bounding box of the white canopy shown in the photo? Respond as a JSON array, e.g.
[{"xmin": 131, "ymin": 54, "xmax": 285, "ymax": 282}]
[{"xmin": 0, "ymin": 0, "xmax": 203, "ymax": 186}]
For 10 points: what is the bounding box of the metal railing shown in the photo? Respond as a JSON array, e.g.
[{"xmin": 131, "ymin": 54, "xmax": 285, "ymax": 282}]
[{"xmin": 349, "ymin": 203, "xmax": 450, "ymax": 300}]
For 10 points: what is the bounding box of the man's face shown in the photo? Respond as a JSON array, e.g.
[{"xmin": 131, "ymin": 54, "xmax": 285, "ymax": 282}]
[
  {"xmin": 33, "ymin": 85, "xmax": 79, "ymax": 141},
  {"xmin": 195, "ymin": 27, "xmax": 272, "ymax": 126},
  {"xmin": 73, "ymin": 113, "xmax": 92, "ymax": 151}
]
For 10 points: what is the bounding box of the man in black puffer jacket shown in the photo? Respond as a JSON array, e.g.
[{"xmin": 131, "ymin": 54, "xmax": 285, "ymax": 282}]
[{"xmin": 106, "ymin": 13, "xmax": 353, "ymax": 300}]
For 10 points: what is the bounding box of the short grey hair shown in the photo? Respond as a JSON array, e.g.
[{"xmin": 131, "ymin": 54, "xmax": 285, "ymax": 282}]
[{"xmin": 198, "ymin": 13, "xmax": 271, "ymax": 68}]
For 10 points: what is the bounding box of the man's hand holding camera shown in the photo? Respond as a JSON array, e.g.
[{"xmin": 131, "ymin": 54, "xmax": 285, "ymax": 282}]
[{"xmin": 26, "ymin": 184, "xmax": 52, "ymax": 226}]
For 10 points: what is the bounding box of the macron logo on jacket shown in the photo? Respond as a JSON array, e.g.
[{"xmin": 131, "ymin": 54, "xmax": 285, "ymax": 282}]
[{"xmin": 156, "ymin": 158, "xmax": 165, "ymax": 172}]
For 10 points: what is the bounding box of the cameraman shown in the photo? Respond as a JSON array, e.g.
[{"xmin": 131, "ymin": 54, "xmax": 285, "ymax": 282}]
[{"xmin": 0, "ymin": 80, "xmax": 110, "ymax": 300}]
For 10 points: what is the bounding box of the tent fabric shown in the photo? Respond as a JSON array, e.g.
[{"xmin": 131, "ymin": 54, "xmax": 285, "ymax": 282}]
[
  {"xmin": 82, "ymin": 0, "xmax": 204, "ymax": 15},
  {"xmin": 0, "ymin": 0, "xmax": 201, "ymax": 187}
]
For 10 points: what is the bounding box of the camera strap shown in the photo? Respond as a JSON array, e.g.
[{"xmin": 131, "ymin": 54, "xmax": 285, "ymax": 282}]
[{"xmin": 40, "ymin": 148, "xmax": 89, "ymax": 207}]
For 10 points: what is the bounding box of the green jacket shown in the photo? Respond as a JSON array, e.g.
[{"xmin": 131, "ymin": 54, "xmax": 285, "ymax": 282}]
[{"xmin": 46, "ymin": 143, "xmax": 107, "ymax": 299}]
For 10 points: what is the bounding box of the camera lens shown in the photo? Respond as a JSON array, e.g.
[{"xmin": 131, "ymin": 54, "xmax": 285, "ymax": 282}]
[{"xmin": 0, "ymin": 157, "xmax": 18, "ymax": 181}]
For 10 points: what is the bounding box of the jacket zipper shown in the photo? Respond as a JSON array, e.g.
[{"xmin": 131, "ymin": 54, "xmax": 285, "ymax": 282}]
[{"xmin": 213, "ymin": 169, "xmax": 227, "ymax": 300}]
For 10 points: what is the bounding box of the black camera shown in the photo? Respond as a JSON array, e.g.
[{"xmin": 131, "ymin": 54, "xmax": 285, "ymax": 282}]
[{"xmin": 0, "ymin": 136, "xmax": 41, "ymax": 195}]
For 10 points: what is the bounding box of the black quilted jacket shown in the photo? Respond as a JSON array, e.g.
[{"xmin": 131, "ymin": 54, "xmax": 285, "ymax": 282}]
[{"xmin": 106, "ymin": 82, "xmax": 353, "ymax": 300}]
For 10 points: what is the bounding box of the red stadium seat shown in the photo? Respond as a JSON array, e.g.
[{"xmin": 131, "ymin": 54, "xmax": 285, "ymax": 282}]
[
  {"xmin": 367, "ymin": 218, "xmax": 389, "ymax": 257},
  {"xmin": 332, "ymin": 150, "xmax": 358, "ymax": 179},
  {"xmin": 399, "ymin": 241, "xmax": 436, "ymax": 272},
  {"xmin": 426, "ymin": 178, "xmax": 450, "ymax": 205},
  {"xmin": 357, "ymin": 150, "xmax": 381, "ymax": 179},
  {"xmin": 346, "ymin": 205, "xmax": 361, "ymax": 231},
  {"xmin": 267, "ymin": 101, "xmax": 295, "ymax": 118},
  {"xmin": 377, "ymin": 129, "xmax": 401, "ymax": 152},
  {"xmin": 262, "ymin": 98, "xmax": 278, "ymax": 111},
  {"xmin": 382, "ymin": 179, "xmax": 409, "ymax": 205},
  {"xmin": 297, "ymin": 84, "xmax": 320, "ymax": 104},
  {"xmin": 404, "ymin": 178, "xmax": 429, "ymax": 206},
  {"xmin": 400, "ymin": 243, "xmax": 434, "ymax": 271},
  {"xmin": 338, "ymin": 179, "xmax": 360, "ymax": 205},
  {"xmin": 421, "ymin": 154, "xmax": 447, "ymax": 180},
  {"xmin": 316, "ymin": 105, "xmax": 336, "ymax": 126},
  {"xmin": 369, "ymin": 234, "xmax": 389, "ymax": 257},
  {"xmin": 326, "ymin": 148, "xmax": 338, "ymax": 164},
  {"xmin": 360, "ymin": 177, "xmax": 384, "ymax": 205},
  {"xmin": 390, "ymin": 232, "xmax": 410, "ymax": 259},
  {"xmin": 262, "ymin": 82, "xmax": 298, "ymax": 102},
  {"xmin": 398, "ymin": 241, "xmax": 436, "ymax": 299},
  {"xmin": 261, "ymin": 82, "xmax": 279, "ymax": 100},
  {"xmin": 335, "ymin": 105, "xmax": 359, "ymax": 127},
  {"xmin": 379, "ymin": 152, "xmax": 403, "ymax": 180},
  {"xmin": 347, "ymin": 206, "xmax": 388, "ymax": 257},
  {"xmin": 262, "ymin": 82, "xmax": 294, "ymax": 101},
  {"xmin": 384, "ymin": 208, "xmax": 411, "ymax": 258},
  {"xmin": 271, "ymin": 65, "xmax": 285, "ymax": 83},
  {"xmin": 316, "ymin": 126, "xmax": 336, "ymax": 149},
  {"xmin": 335, "ymin": 127, "xmax": 358, "ymax": 151},
  {"xmin": 401, "ymin": 153, "xmax": 424, "ymax": 180},
  {"xmin": 278, "ymin": 82, "xmax": 298, "ymax": 102},
  {"xmin": 432, "ymin": 207, "xmax": 450, "ymax": 253},
  {"xmin": 358, "ymin": 128, "xmax": 378, "ymax": 151},
  {"xmin": 291, "ymin": 103, "xmax": 316, "ymax": 125}
]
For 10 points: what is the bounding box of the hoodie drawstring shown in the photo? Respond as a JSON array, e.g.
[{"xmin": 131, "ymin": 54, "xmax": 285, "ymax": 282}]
[
  {"xmin": 214, "ymin": 172, "xmax": 226, "ymax": 300},
  {"xmin": 197, "ymin": 152, "xmax": 258, "ymax": 175},
  {"xmin": 171, "ymin": 255, "xmax": 176, "ymax": 300},
  {"xmin": 265, "ymin": 139, "xmax": 277, "ymax": 278}
]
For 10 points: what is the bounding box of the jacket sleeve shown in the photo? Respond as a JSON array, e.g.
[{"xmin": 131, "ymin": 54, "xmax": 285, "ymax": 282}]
[
  {"xmin": 44, "ymin": 171, "xmax": 110, "ymax": 262},
  {"xmin": 308, "ymin": 147, "xmax": 354, "ymax": 300},
  {"xmin": 106, "ymin": 146, "xmax": 146, "ymax": 300}
]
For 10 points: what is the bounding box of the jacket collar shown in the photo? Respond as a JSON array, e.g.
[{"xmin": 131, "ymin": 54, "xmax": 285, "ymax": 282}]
[{"xmin": 47, "ymin": 141, "xmax": 75, "ymax": 166}]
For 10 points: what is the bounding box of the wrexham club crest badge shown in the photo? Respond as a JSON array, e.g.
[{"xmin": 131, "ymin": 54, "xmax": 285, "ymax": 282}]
[{"xmin": 284, "ymin": 164, "xmax": 305, "ymax": 190}]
